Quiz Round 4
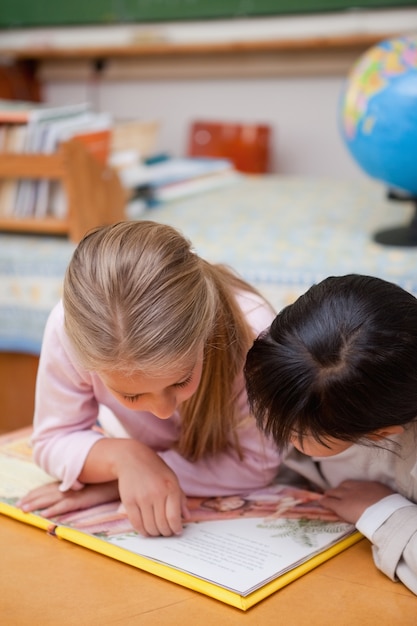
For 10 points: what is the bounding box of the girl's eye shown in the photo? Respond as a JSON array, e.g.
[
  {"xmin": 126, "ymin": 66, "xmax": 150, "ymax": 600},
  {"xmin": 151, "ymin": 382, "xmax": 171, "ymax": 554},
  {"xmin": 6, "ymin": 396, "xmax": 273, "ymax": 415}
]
[
  {"xmin": 120, "ymin": 373, "xmax": 193, "ymax": 401},
  {"xmin": 173, "ymin": 374, "xmax": 193, "ymax": 389},
  {"xmin": 123, "ymin": 395, "xmax": 140, "ymax": 403}
]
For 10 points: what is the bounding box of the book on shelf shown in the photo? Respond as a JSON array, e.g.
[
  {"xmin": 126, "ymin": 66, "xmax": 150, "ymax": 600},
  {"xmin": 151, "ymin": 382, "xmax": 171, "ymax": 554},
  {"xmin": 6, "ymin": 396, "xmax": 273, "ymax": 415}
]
[
  {"xmin": 0, "ymin": 427, "xmax": 362, "ymax": 611},
  {"xmin": 118, "ymin": 155, "xmax": 241, "ymax": 206},
  {"xmin": 0, "ymin": 124, "xmax": 27, "ymax": 217},
  {"xmin": 150, "ymin": 168, "xmax": 242, "ymax": 204},
  {"xmin": 0, "ymin": 99, "xmax": 91, "ymax": 125},
  {"xmin": 0, "ymin": 100, "xmax": 116, "ymax": 220},
  {"xmin": 54, "ymin": 112, "xmax": 112, "ymax": 165},
  {"xmin": 34, "ymin": 111, "xmax": 112, "ymax": 219},
  {"xmin": 0, "ymin": 100, "xmax": 93, "ymax": 219}
]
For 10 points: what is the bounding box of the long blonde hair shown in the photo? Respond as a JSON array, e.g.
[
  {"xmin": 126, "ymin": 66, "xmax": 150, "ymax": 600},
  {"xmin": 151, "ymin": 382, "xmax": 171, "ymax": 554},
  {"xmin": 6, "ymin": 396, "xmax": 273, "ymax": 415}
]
[{"xmin": 63, "ymin": 220, "xmax": 267, "ymax": 461}]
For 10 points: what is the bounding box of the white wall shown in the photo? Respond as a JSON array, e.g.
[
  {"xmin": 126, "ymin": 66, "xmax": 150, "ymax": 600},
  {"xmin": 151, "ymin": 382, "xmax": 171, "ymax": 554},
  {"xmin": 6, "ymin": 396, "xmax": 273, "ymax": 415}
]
[{"xmin": 43, "ymin": 75, "xmax": 363, "ymax": 181}]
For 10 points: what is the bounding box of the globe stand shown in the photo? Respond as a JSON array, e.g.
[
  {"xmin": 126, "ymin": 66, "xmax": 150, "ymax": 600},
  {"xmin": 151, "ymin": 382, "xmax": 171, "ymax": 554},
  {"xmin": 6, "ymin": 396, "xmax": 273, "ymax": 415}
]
[{"xmin": 373, "ymin": 190, "xmax": 417, "ymax": 247}]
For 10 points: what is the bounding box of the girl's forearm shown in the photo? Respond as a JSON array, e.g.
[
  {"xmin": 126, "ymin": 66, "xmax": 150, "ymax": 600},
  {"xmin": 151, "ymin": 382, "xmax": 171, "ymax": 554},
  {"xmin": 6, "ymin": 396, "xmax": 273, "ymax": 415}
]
[{"xmin": 78, "ymin": 437, "xmax": 154, "ymax": 484}]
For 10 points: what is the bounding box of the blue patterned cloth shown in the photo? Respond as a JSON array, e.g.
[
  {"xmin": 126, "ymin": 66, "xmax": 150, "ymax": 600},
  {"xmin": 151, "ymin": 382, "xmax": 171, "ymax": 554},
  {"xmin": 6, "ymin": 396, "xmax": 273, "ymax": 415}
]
[{"xmin": 2, "ymin": 175, "xmax": 417, "ymax": 354}]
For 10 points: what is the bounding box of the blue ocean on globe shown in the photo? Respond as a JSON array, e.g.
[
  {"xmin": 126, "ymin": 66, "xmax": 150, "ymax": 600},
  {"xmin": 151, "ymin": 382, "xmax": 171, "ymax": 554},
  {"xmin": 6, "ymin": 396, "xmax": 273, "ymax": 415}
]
[{"xmin": 339, "ymin": 34, "xmax": 417, "ymax": 197}]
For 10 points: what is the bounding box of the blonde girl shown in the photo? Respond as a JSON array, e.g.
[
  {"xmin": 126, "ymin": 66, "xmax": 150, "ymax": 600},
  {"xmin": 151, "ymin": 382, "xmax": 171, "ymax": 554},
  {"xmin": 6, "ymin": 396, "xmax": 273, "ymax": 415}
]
[{"xmin": 20, "ymin": 220, "xmax": 279, "ymax": 537}]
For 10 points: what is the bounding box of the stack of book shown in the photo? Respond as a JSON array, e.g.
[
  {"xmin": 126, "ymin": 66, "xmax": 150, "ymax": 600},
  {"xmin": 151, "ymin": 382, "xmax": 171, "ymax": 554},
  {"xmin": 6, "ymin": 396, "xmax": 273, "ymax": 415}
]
[
  {"xmin": 0, "ymin": 100, "xmax": 239, "ymax": 220},
  {"xmin": 0, "ymin": 99, "xmax": 112, "ymax": 219},
  {"xmin": 116, "ymin": 154, "xmax": 242, "ymax": 210}
]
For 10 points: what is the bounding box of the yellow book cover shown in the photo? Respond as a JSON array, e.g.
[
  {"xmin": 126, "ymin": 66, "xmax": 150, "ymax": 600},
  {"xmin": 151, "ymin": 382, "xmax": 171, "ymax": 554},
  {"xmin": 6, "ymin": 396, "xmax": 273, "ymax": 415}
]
[{"xmin": 0, "ymin": 428, "xmax": 362, "ymax": 611}]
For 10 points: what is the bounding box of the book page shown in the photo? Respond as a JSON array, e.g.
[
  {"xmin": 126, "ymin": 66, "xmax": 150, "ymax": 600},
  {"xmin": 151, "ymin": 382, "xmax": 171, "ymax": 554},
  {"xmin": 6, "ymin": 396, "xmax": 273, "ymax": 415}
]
[
  {"xmin": 0, "ymin": 430, "xmax": 54, "ymax": 498},
  {"xmin": 53, "ymin": 488, "xmax": 354, "ymax": 596}
]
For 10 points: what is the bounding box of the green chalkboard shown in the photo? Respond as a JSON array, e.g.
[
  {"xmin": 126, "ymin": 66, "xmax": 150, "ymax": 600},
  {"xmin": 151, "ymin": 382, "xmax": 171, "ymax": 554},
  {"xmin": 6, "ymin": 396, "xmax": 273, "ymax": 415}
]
[{"xmin": 0, "ymin": 1, "xmax": 414, "ymax": 28}]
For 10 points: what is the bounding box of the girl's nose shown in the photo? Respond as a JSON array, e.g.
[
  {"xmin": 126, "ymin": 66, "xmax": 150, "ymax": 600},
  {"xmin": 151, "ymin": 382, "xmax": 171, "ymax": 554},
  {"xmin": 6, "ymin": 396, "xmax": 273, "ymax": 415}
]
[{"xmin": 149, "ymin": 392, "xmax": 177, "ymax": 419}]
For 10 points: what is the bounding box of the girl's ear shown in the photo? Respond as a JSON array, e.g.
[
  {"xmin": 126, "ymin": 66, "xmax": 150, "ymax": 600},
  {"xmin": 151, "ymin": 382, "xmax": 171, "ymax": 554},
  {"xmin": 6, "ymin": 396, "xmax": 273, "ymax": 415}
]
[{"xmin": 366, "ymin": 425, "xmax": 405, "ymax": 441}]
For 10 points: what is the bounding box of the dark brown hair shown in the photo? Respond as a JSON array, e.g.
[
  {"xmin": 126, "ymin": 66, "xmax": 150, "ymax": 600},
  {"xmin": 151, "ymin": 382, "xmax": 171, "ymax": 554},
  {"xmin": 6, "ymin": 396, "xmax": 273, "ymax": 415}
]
[{"xmin": 244, "ymin": 274, "xmax": 417, "ymax": 450}]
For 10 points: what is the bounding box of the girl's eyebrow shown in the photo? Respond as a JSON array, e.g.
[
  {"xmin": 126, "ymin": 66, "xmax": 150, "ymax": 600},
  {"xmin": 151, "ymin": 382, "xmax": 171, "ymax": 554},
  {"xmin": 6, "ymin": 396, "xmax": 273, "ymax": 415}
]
[
  {"xmin": 106, "ymin": 385, "xmax": 141, "ymax": 397},
  {"xmin": 176, "ymin": 365, "xmax": 195, "ymax": 380}
]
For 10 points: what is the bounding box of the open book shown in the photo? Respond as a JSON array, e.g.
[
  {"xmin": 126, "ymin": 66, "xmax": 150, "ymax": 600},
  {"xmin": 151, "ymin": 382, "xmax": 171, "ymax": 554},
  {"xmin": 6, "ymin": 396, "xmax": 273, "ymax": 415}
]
[{"xmin": 0, "ymin": 428, "xmax": 361, "ymax": 610}]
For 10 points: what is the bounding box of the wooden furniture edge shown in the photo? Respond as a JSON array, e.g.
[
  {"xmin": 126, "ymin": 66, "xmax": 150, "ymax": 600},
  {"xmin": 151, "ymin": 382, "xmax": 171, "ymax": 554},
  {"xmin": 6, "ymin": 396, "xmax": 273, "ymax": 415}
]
[
  {"xmin": 0, "ymin": 216, "xmax": 69, "ymax": 235},
  {"xmin": 0, "ymin": 140, "xmax": 126, "ymax": 241},
  {"xmin": 0, "ymin": 32, "xmax": 399, "ymax": 61},
  {"xmin": 0, "ymin": 352, "xmax": 39, "ymax": 432}
]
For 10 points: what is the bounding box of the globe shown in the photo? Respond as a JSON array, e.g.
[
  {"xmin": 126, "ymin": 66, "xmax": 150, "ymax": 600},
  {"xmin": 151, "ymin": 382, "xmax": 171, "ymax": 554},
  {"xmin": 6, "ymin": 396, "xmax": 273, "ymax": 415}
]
[{"xmin": 339, "ymin": 34, "xmax": 417, "ymax": 246}]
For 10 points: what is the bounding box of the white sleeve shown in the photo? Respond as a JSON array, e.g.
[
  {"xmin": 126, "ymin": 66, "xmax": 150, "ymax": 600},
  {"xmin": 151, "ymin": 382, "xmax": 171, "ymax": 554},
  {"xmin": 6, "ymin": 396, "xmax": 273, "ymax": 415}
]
[
  {"xmin": 357, "ymin": 495, "xmax": 417, "ymax": 594},
  {"xmin": 356, "ymin": 493, "xmax": 414, "ymax": 539}
]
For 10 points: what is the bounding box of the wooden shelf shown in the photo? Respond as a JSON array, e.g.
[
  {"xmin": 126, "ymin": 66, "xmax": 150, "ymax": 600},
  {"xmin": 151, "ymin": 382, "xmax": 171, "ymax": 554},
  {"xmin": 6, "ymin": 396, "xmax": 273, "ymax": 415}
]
[
  {"xmin": 0, "ymin": 32, "xmax": 399, "ymax": 60},
  {"xmin": 0, "ymin": 215, "xmax": 69, "ymax": 236},
  {"xmin": 0, "ymin": 151, "xmax": 66, "ymax": 177},
  {"xmin": 1, "ymin": 30, "xmax": 407, "ymax": 81},
  {"xmin": 0, "ymin": 139, "xmax": 126, "ymax": 242}
]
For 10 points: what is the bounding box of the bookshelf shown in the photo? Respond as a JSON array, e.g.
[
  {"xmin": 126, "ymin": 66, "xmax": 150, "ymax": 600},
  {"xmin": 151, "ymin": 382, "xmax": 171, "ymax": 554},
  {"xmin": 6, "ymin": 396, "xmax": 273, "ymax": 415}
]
[{"xmin": 0, "ymin": 138, "xmax": 126, "ymax": 242}]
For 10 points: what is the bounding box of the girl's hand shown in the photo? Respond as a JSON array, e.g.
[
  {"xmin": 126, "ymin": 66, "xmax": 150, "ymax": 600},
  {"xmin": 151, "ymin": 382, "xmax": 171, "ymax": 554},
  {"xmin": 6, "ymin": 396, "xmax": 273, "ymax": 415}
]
[
  {"xmin": 114, "ymin": 442, "xmax": 190, "ymax": 537},
  {"xmin": 78, "ymin": 438, "xmax": 190, "ymax": 537},
  {"xmin": 17, "ymin": 481, "xmax": 119, "ymax": 519},
  {"xmin": 321, "ymin": 480, "xmax": 395, "ymax": 524}
]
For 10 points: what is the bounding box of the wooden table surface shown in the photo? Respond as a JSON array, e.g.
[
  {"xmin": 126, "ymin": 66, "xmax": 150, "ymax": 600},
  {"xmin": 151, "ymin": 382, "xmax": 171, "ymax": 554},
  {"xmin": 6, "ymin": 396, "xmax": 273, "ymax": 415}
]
[{"xmin": 1, "ymin": 515, "xmax": 416, "ymax": 626}]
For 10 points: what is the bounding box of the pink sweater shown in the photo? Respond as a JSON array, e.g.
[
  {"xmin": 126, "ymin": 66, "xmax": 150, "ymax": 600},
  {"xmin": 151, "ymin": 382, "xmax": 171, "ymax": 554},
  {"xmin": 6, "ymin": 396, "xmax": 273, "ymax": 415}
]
[{"xmin": 32, "ymin": 291, "xmax": 280, "ymax": 496}]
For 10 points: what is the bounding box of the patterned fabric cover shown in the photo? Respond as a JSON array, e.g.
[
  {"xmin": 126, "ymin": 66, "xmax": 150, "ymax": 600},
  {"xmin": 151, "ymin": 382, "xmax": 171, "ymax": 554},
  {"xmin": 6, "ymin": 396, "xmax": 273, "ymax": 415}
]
[{"xmin": 1, "ymin": 176, "xmax": 416, "ymax": 354}]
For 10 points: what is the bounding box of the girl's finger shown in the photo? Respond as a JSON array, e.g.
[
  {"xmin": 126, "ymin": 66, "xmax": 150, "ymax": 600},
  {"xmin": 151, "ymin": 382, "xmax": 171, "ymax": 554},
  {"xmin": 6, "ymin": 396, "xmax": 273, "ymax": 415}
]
[
  {"xmin": 124, "ymin": 500, "xmax": 147, "ymax": 537},
  {"xmin": 165, "ymin": 493, "xmax": 184, "ymax": 536}
]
